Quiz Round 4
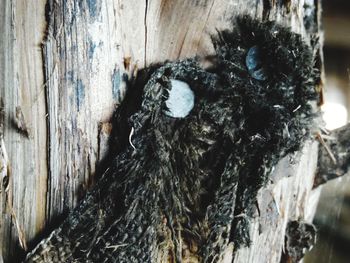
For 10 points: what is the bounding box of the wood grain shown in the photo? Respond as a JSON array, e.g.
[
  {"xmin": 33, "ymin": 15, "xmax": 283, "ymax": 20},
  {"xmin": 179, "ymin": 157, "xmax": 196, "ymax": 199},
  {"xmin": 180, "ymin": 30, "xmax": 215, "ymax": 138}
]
[
  {"xmin": 0, "ymin": 0, "xmax": 47, "ymax": 261},
  {"xmin": 0, "ymin": 0, "xmax": 322, "ymax": 262}
]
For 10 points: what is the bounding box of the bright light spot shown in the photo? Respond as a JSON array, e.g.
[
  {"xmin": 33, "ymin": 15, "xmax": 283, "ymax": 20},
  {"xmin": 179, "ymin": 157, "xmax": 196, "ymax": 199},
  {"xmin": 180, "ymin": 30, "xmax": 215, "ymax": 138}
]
[{"xmin": 321, "ymin": 102, "xmax": 348, "ymax": 130}]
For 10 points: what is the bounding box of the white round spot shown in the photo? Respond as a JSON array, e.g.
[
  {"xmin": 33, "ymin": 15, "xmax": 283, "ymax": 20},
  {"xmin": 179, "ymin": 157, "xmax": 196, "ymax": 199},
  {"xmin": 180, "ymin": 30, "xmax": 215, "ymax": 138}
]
[{"xmin": 165, "ymin": 79, "xmax": 195, "ymax": 118}]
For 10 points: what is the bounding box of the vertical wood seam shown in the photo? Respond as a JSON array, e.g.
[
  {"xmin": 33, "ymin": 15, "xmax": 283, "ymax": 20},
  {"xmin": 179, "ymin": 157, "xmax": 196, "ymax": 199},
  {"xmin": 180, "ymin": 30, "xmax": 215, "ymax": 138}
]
[{"xmin": 144, "ymin": 0, "xmax": 149, "ymax": 67}]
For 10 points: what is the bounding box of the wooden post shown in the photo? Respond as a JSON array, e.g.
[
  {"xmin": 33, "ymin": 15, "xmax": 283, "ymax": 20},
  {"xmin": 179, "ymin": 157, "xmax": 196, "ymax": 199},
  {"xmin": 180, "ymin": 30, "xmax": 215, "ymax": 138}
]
[{"xmin": 0, "ymin": 0, "xmax": 323, "ymax": 262}]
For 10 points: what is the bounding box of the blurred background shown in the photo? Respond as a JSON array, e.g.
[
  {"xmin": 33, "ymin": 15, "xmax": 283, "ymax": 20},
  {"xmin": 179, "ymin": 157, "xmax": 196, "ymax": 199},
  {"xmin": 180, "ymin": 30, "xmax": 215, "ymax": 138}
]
[{"xmin": 305, "ymin": 1, "xmax": 350, "ymax": 262}]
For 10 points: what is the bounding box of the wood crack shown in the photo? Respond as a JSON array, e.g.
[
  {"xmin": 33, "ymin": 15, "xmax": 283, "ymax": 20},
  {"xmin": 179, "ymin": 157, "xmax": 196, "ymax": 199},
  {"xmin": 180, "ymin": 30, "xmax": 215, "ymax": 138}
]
[{"xmin": 144, "ymin": 0, "xmax": 149, "ymax": 67}]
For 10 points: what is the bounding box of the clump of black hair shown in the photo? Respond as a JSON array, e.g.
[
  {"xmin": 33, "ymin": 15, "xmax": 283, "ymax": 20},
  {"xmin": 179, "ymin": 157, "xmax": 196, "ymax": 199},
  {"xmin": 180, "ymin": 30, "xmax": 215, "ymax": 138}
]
[
  {"xmin": 25, "ymin": 16, "xmax": 318, "ymax": 263},
  {"xmin": 213, "ymin": 16, "xmax": 318, "ymax": 156},
  {"xmin": 282, "ymin": 220, "xmax": 317, "ymax": 262},
  {"xmin": 210, "ymin": 15, "xmax": 319, "ymax": 250}
]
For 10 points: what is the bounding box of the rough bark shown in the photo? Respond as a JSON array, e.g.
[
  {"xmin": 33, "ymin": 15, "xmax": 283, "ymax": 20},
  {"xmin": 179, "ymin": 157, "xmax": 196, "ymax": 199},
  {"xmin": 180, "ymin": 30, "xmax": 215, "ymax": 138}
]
[{"xmin": 0, "ymin": 0, "xmax": 324, "ymax": 262}]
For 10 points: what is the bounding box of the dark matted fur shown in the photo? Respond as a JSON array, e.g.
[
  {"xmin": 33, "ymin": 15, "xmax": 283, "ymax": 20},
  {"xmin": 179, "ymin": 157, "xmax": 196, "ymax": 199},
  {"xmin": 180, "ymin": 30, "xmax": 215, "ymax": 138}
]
[{"xmin": 25, "ymin": 16, "xmax": 318, "ymax": 263}]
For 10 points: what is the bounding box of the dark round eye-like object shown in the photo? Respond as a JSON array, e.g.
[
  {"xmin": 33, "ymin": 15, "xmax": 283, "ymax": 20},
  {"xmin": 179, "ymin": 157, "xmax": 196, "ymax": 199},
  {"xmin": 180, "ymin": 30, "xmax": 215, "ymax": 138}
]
[
  {"xmin": 246, "ymin": 45, "xmax": 268, "ymax": 81},
  {"xmin": 164, "ymin": 79, "xmax": 195, "ymax": 118}
]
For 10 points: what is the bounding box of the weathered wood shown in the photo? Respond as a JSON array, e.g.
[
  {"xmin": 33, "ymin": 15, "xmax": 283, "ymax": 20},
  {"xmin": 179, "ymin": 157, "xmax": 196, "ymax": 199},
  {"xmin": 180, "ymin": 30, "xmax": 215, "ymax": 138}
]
[
  {"xmin": 0, "ymin": 0, "xmax": 323, "ymax": 262},
  {"xmin": 0, "ymin": 0, "xmax": 47, "ymax": 261},
  {"xmin": 233, "ymin": 141, "xmax": 321, "ymax": 263}
]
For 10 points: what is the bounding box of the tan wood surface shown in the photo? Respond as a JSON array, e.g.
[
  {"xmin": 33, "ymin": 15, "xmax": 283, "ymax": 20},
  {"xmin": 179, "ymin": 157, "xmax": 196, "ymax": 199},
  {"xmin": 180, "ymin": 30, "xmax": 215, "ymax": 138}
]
[{"xmin": 0, "ymin": 0, "xmax": 322, "ymax": 262}]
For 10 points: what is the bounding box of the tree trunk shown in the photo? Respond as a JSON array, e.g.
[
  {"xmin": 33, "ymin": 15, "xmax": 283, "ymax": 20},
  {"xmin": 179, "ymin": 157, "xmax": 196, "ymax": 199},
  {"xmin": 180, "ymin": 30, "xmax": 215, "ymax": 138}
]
[{"xmin": 0, "ymin": 0, "xmax": 323, "ymax": 262}]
